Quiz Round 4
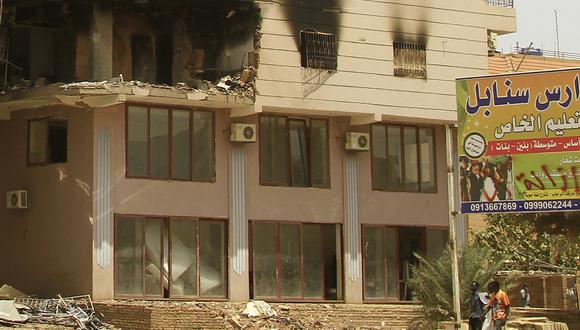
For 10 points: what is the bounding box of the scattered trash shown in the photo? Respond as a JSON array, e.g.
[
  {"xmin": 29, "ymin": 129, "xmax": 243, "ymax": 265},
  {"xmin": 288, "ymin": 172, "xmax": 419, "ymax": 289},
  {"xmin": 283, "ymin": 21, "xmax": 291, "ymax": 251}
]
[{"xmin": 12, "ymin": 295, "xmax": 112, "ymax": 329}]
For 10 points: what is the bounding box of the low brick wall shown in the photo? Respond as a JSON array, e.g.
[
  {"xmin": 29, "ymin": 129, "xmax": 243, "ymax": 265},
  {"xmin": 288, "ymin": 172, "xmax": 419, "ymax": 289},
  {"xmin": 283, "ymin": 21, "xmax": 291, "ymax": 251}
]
[
  {"xmin": 94, "ymin": 301, "xmax": 422, "ymax": 330},
  {"xmin": 505, "ymin": 274, "xmax": 577, "ymax": 309},
  {"xmin": 511, "ymin": 308, "xmax": 580, "ymax": 330}
]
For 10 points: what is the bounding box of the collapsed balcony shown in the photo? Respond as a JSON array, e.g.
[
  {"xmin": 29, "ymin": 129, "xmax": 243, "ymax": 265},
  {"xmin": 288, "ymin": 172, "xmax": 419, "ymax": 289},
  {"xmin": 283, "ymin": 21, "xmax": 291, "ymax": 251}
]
[{"xmin": 0, "ymin": 0, "xmax": 260, "ymax": 104}]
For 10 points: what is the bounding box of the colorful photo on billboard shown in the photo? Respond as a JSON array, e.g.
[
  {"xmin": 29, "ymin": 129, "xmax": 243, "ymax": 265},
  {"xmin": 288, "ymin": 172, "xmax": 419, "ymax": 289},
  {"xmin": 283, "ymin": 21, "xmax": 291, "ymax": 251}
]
[{"xmin": 457, "ymin": 68, "xmax": 580, "ymax": 213}]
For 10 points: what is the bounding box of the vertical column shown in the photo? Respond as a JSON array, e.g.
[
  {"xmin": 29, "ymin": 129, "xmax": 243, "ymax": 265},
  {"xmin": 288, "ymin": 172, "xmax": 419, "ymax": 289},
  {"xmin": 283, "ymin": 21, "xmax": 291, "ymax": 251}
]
[
  {"xmin": 229, "ymin": 145, "xmax": 249, "ymax": 301},
  {"xmin": 344, "ymin": 153, "xmax": 363, "ymax": 303},
  {"xmin": 96, "ymin": 127, "xmax": 112, "ymax": 268},
  {"xmin": 91, "ymin": 3, "xmax": 113, "ymax": 81}
]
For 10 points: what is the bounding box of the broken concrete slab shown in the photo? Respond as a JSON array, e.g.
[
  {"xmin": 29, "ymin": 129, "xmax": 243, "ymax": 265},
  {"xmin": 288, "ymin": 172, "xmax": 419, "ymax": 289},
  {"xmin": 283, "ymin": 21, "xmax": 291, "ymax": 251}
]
[
  {"xmin": 0, "ymin": 300, "xmax": 28, "ymax": 323},
  {"xmin": 0, "ymin": 284, "xmax": 27, "ymax": 300}
]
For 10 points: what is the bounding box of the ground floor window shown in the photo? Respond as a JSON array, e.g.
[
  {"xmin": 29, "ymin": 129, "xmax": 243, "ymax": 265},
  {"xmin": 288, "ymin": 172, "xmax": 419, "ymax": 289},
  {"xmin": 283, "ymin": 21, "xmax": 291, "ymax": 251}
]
[
  {"xmin": 250, "ymin": 221, "xmax": 342, "ymax": 301},
  {"xmin": 114, "ymin": 216, "xmax": 227, "ymax": 299},
  {"xmin": 362, "ymin": 226, "xmax": 446, "ymax": 301}
]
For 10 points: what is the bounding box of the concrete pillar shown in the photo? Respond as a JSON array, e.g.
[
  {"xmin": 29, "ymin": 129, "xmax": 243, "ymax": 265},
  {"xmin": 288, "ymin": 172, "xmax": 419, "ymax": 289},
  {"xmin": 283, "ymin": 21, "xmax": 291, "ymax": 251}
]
[
  {"xmin": 91, "ymin": 3, "xmax": 113, "ymax": 81},
  {"xmin": 343, "ymin": 153, "xmax": 363, "ymax": 303},
  {"xmin": 228, "ymin": 145, "xmax": 250, "ymax": 301}
]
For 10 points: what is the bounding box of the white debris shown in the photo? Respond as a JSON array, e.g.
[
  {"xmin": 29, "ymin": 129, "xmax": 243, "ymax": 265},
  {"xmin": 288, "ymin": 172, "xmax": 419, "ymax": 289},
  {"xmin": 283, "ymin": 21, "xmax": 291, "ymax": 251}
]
[{"xmin": 242, "ymin": 300, "xmax": 277, "ymax": 318}]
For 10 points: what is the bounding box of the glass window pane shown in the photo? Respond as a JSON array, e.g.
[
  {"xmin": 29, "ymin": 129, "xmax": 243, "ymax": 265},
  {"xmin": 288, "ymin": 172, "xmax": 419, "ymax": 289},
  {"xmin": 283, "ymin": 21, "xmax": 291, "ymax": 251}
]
[
  {"xmin": 310, "ymin": 119, "xmax": 329, "ymax": 188},
  {"xmin": 289, "ymin": 120, "xmax": 309, "ymax": 187},
  {"xmin": 322, "ymin": 224, "xmax": 341, "ymax": 300},
  {"xmin": 172, "ymin": 110, "xmax": 191, "ymax": 180},
  {"xmin": 260, "ymin": 116, "xmax": 289, "ymax": 185},
  {"xmin": 199, "ymin": 221, "xmax": 226, "ymax": 297},
  {"xmin": 115, "ymin": 217, "xmax": 143, "ymax": 295},
  {"xmin": 427, "ymin": 229, "xmax": 446, "ymax": 260},
  {"xmin": 127, "ymin": 106, "xmax": 148, "ymax": 176},
  {"xmin": 150, "ymin": 108, "xmax": 169, "ymax": 179},
  {"xmin": 170, "ymin": 220, "xmax": 197, "ymax": 296},
  {"xmin": 253, "ymin": 223, "xmax": 277, "ymax": 297},
  {"xmin": 385, "ymin": 228, "xmax": 399, "ymax": 299},
  {"xmin": 419, "ymin": 128, "xmax": 436, "ymax": 192},
  {"xmin": 372, "ymin": 125, "xmax": 387, "ymax": 190},
  {"xmin": 192, "ymin": 111, "xmax": 214, "ymax": 181},
  {"xmin": 387, "ymin": 126, "xmax": 403, "ymax": 190},
  {"xmin": 280, "ymin": 224, "xmax": 301, "ymax": 297},
  {"xmin": 303, "ymin": 224, "xmax": 322, "ymax": 298},
  {"xmin": 403, "ymin": 127, "xmax": 419, "ymax": 192},
  {"xmin": 29, "ymin": 119, "xmax": 47, "ymax": 164},
  {"xmin": 144, "ymin": 219, "xmax": 163, "ymax": 296},
  {"xmin": 363, "ymin": 227, "xmax": 385, "ymax": 299}
]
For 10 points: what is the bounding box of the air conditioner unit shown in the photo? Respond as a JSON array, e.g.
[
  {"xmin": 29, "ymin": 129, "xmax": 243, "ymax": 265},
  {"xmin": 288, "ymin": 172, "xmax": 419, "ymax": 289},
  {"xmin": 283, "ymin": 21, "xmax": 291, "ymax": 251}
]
[
  {"xmin": 345, "ymin": 132, "xmax": 370, "ymax": 151},
  {"xmin": 230, "ymin": 123, "xmax": 256, "ymax": 143},
  {"xmin": 6, "ymin": 190, "xmax": 28, "ymax": 209}
]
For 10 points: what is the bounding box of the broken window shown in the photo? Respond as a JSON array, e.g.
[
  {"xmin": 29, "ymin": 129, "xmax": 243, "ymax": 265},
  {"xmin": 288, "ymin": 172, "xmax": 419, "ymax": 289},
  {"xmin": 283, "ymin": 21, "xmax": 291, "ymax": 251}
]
[
  {"xmin": 126, "ymin": 105, "xmax": 215, "ymax": 182},
  {"xmin": 28, "ymin": 118, "xmax": 67, "ymax": 166},
  {"xmin": 363, "ymin": 226, "xmax": 435, "ymax": 301},
  {"xmin": 300, "ymin": 30, "xmax": 337, "ymax": 71},
  {"xmin": 393, "ymin": 41, "xmax": 427, "ymax": 79},
  {"xmin": 251, "ymin": 222, "xmax": 342, "ymax": 301},
  {"xmin": 259, "ymin": 115, "xmax": 329, "ymax": 188},
  {"xmin": 371, "ymin": 124, "xmax": 436, "ymax": 192},
  {"xmin": 114, "ymin": 216, "xmax": 227, "ymax": 298}
]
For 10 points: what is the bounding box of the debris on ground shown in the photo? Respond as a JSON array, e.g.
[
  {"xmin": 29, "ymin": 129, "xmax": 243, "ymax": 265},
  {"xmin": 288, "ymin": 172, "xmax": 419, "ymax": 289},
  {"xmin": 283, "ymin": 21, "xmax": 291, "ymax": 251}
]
[{"xmin": 0, "ymin": 286, "xmax": 112, "ymax": 330}]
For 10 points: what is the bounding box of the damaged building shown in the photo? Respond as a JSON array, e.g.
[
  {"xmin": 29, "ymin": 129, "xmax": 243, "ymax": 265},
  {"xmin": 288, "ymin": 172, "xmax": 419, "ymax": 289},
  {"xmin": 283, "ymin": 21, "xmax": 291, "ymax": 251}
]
[{"xmin": 0, "ymin": 0, "xmax": 516, "ymax": 303}]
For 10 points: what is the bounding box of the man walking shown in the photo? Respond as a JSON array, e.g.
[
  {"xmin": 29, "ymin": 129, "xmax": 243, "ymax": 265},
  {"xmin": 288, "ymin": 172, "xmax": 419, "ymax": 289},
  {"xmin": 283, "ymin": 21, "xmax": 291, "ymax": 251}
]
[
  {"xmin": 483, "ymin": 280, "xmax": 510, "ymax": 330},
  {"xmin": 468, "ymin": 281, "xmax": 484, "ymax": 330}
]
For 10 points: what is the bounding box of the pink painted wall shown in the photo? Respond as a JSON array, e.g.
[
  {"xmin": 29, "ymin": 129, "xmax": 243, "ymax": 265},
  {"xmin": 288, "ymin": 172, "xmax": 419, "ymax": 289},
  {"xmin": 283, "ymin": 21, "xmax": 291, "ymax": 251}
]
[{"xmin": 0, "ymin": 106, "xmax": 94, "ymax": 297}]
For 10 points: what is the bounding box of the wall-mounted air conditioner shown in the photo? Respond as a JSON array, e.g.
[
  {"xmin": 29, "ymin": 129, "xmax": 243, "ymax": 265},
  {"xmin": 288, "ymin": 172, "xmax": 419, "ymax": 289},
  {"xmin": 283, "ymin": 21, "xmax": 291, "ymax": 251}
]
[
  {"xmin": 230, "ymin": 123, "xmax": 257, "ymax": 143},
  {"xmin": 6, "ymin": 190, "xmax": 28, "ymax": 209},
  {"xmin": 345, "ymin": 132, "xmax": 370, "ymax": 151}
]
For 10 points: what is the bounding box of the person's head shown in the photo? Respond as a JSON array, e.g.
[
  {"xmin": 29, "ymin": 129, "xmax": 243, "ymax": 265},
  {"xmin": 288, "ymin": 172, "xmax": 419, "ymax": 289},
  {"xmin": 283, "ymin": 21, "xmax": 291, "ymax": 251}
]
[
  {"xmin": 471, "ymin": 281, "xmax": 480, "ymax": 293},
  {"xmin": 472, "ymin": 162, "xmax": 481, "ymax": 174},
  {"xmin": 488, "ymin": 280, "xmax": 500, "ymax": 294},
  {"xmin": 483, "ymin": 163, "xmax": 494, "ymax": 177},
  {"xmin": 523, "ymin": 284, "xmax": 529, "ymax": 291}
]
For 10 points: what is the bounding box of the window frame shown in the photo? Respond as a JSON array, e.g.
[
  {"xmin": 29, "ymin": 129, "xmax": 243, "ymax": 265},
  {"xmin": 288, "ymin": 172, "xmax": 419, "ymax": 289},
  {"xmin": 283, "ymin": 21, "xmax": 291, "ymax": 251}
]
[
  {"xmin": 113, "ymin": 214, "xmax": 228, "ymax": 300},
  {"xmin": 27, "ymin": 117, "xmax": 68, "ymax": 166},
  {"xmin": 393, "ymin": 41, "xmax": 427, "ymax": 79},
  {"xmin": 361, "ymin": 225, "xmax": 439, "ymax": 302},
  {"xmin": 124, "ymin": 103, "xmax": 216, "ymax": 182},
  {"xmin": 249, "ymin": 220, "xmax": 344, "ymax": 302},
  {"xmin": 258, "ymin": 114, "xmax": 330, "ymax": 189},
  {"xmin": 370, "ymin": 123, "xmax": 437, "ymax": 193},
  {"xmin": 299, "ymin": 30, "xmax": 338, "ymax": 71}
]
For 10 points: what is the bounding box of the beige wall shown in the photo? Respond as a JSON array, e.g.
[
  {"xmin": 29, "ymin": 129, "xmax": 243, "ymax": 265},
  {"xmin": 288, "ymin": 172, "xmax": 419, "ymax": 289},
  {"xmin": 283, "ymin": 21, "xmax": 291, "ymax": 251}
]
[
  {"xmin": 255, "ymin": 0, "xmax": 515, "ymax": 122},
  {"xmin": 0, "ymin": 106, "xmax": 94, "ymax": 297}
]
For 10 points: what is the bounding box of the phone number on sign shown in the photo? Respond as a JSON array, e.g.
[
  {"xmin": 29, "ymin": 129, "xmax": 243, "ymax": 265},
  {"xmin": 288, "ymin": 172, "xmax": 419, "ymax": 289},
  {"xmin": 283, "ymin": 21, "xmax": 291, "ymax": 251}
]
[{"xmin": 464, "ymin": 200, "xmax": 579, "ymax": 213}]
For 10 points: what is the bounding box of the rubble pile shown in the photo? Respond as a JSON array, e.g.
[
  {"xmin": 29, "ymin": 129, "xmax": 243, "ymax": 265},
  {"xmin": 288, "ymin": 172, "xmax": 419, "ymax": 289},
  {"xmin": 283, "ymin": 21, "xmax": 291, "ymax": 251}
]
[{"xmin": 0, "ymin": 285, "xmax": 112, "ymax": 330}]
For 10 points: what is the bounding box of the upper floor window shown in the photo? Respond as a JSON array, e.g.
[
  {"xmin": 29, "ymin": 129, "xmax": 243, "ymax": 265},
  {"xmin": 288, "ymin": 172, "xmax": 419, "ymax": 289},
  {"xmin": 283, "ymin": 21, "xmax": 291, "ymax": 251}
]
[
  {"xmin": 126, "ymin": 105, "xmax": 214, "ymax": 181},
  {"xmin": 300, "ymin": 30, "xmax": 338, "ymax": 71},
  {"xmin": 28, "ymin": 118, "xmax": 68, "ymax": 165},
  {"xmin": 260, "ymin": 115, "xmax": 330, "ymax": 188},
  {"xmin": 393, "ymin": 41, "xmax": 426, "ymax": 79},
  {"xmin": 371, "ymin": 124, "xmax": 436, "ymax": 192}
]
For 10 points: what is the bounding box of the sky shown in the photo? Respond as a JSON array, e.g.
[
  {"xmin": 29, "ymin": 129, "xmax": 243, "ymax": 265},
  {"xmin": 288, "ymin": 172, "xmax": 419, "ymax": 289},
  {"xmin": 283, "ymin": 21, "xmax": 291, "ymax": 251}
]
[{"xmin": 498, "ymin": 0, "xmax": 580, "ymax": 55}]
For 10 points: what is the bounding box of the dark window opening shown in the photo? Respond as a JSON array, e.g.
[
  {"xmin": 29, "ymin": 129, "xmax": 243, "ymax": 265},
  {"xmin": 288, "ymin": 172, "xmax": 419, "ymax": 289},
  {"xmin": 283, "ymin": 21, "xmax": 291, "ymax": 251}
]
[
  {"xmin": 156, "ymin": 34, "xmax": 173, "ymax": 85},
  {"xmin": 250, "ymin": 222, "xmax": 343, "ymax": 301},
  {"xmin": 393, "ymin": 41, "xmax": 427, "ymax": 79},
  {"xmin": 371, "ymin": 124, "xmax": 436, "ymax": 192},
  {"xmin": 259, "ymin": 115, "xmax": 330, "ymax": 188},
  {"xmin": 114, "ymin": 216, "xmax": 227, "ymax": 299},
  {"xmin": 300, "ymin": 30, "xmax": 337, "ymax": 71},
  {"xmin": 28, "ymin": 118, "xmax": 68, "ymax": 165},
  {"xmin": 131, "ymin": 34, "xmax": 155, "ymax": 83}
]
